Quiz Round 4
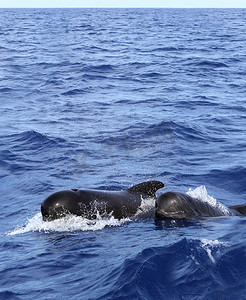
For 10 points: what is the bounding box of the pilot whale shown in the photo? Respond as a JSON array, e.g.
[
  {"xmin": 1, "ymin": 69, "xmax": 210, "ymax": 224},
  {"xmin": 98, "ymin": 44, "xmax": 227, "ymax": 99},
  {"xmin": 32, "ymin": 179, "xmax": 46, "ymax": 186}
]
[
  {"xmin": 155, "ymin": 191, "xmax": 246, "ymax": 219},
  {"xmin": 41, "ymin": 181, "xmax": 164, "ymax": 221}
]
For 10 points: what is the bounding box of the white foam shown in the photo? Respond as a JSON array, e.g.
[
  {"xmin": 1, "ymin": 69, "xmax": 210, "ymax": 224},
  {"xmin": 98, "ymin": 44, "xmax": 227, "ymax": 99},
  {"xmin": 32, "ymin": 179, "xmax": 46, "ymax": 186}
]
[
  {"xmin": 134, "ymin": 195, "xmax": 155, "ymax": 218},
  {"xmin": 8, "ymin": 212, "xmax": 130, "ymax": 236},
  {"xmin": 200, "ymin": 238, "xmax": 229, "ymax": 263},
  {"xmin": 186, "ymin": 185, "xmax": 231, "ymax": 215}
]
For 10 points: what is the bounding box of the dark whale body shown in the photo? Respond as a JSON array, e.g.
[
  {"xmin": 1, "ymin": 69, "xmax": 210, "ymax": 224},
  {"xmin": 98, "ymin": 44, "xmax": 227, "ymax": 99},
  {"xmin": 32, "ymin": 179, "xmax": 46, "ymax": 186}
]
[
  {"xmin": 41, "ymin": 181, "xmax": 164, "ymax": 221},
  {"xmin": 155, "ymin": 191, "xmax": 245, "ymax": 219}
]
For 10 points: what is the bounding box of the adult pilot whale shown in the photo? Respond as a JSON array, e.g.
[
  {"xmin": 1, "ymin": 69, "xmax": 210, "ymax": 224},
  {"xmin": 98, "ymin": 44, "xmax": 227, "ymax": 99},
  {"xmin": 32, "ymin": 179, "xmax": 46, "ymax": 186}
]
[
  {"xmin": 41, "ymin": 181, "xmax": 164, "ymax": 221},
  {"xmin": 155, "ymin": 191, "xmax": 246, "ymax": 219}
]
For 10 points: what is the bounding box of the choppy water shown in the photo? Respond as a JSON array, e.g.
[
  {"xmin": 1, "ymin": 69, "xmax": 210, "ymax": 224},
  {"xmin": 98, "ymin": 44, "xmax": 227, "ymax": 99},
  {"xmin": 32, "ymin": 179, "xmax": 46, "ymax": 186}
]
[{"xmin": 1, "ymin": 8, "xmax": 246, "ymax": 299}]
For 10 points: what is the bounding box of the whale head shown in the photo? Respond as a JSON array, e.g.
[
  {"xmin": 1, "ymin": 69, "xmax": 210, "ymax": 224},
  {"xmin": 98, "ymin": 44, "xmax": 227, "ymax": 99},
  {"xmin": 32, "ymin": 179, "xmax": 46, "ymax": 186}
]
[
  {"xmin": 41, "ymin": 189, "xmax": 81, "ymax": 221},
  {"xmin": 155, "ymin": 192, "xmax": 195, "ymax": 219}
]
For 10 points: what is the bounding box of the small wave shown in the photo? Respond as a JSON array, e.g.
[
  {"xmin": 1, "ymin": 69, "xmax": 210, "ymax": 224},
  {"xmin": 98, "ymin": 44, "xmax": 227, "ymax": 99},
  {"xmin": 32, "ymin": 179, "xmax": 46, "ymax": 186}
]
[
  {"xmin": 0, "ymin": 148, "xmax": 38, "ymax": 174},
  {"xmin": 186, "ymin": 185, "xmax": 232, "ymax": 215},
  {"xmin": 196, "ymin": 60, "xmax": 229, "ymax": 68},
  {"xmin": 8, "ymin": 213, "xmax": 130, "ymax": 235},
  {"xmin": 207, "ymin": 167, "xmax": 246, "ymax": 193},
  {"xmin": 61, "ymin": 88, "xmax": 91, "ymax": 96},
  {"xmin": 147, "ymin": 121, "xmax": 174, "ymax": 136},
  {"xmin": 0, "ymin": 87, "xmax": 13, "ymax": 93},
  {"xmin": 153, "ymin": 46, "xmax": 181, "ymax": 52},
  {"xmin": 0, "ymin": 291, "xmax": 21, "ymax": 300},
  {"xmin": 96, "ymin": 121, "xmax": 174, "ymax": 149},
  {"xmin": 0, "ymin": 149, "xmax": 17, "ymax": 160},
  {"xmin": 186, "ymin": 59, "xmax": 229, "ymax": 69},
  {"xmin": 140, "ymin": 71, "xmax": 164, "ymax": 78},
  {"xmin": 97, "ymin": 238, "xmax": 236, "ymax": 300},
  {"xmin": 6, "ymin": 131, "xmax": 66, "ymax": 151},
  {"xmin": 83, "ymin": 64, "xmax": 115, "ymax": 73},
  {"xmin": 174, "ymin": 122, "xmax": 218, "ymax": 142}
]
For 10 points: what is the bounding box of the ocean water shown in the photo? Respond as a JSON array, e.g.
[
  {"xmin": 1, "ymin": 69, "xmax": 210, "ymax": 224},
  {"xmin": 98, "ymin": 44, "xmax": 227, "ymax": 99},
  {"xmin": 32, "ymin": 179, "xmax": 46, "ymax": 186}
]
[{"xmin": 1, "ymin": 8, "xmax": 246, "ymax": 299}]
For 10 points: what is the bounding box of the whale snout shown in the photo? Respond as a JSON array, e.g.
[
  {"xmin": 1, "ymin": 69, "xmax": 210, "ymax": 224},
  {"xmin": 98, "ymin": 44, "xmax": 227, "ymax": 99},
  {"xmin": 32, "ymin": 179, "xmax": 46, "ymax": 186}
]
[
  {"xmin": 155, "ymin": 192, "xmax": 186, "ymax": 219},
  {"xmin": 41, "ymin": 204, "xmax": 69, "ymax": 221},
  {"xmin": 41, "ymin": 190, "xmax": 80, "ymax": 221},
  {"xmin": 41, "ymin": 205, "xmax": 51, "ymax": 221}
]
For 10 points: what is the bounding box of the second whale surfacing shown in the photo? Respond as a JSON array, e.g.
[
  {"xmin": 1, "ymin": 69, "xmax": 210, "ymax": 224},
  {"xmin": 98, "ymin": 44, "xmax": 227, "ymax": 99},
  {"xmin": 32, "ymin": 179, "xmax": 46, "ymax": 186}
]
[
  {"xmin": 155, "ymin": 191, "xmax": 245, "ymax": 219},
  {"xmin": 41, "ymin": 181, "xmax": 164, "ymax": 221}
]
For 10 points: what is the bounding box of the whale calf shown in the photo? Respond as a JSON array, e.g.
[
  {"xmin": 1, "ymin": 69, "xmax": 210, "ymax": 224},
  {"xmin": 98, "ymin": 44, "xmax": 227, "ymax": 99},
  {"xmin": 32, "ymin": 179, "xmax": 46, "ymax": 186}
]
[
  {"xmin": 155, "ymin": 191, "xmax": 245, "ymax": 219},
  {"xmin": 41, "ymin": 181, "xmax": 164, "ymax": 221}
]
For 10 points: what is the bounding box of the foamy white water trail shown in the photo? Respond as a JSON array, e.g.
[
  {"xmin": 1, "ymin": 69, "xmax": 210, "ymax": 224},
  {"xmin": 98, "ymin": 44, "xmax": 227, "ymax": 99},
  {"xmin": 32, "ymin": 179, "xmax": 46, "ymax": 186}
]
[{"xmin": 8, "ymin": 213, "xmax": 130, "ymax": 235}]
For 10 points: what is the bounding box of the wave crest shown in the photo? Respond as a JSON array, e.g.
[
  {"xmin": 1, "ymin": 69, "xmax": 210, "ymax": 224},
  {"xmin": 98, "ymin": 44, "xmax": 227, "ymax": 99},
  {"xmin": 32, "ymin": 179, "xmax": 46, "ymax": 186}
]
[{"xmin": 97, "ymin": 238, "xmax": 245, "ymax": 300}]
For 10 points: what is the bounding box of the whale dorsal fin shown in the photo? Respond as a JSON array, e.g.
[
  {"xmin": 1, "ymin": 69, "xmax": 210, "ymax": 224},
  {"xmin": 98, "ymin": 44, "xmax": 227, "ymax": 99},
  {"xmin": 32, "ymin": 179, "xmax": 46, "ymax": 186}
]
[{"xmin": 127, "ymin": 181, "xmax": 164, "ymax": 197}]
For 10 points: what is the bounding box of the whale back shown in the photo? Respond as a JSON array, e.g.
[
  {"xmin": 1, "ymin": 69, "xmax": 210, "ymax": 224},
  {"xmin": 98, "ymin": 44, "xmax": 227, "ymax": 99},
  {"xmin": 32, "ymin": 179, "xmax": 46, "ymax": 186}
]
[{"xmin": 41, "ymin": 181, "xmax": 164, "ymax": 221}]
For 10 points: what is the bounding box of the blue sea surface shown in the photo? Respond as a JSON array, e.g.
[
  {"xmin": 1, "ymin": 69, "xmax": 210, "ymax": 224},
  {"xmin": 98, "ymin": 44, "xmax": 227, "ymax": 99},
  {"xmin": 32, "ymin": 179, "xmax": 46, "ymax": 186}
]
[{"xmin": 1, "ymin": 8, "xmax": 246, "ymax": 299}]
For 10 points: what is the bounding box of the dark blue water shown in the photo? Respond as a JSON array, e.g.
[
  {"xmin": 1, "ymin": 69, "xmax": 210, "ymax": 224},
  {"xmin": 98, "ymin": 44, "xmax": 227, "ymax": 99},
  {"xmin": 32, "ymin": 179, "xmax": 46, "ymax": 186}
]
[{"xmin": 1, "ymin": 8, "xmax": 246, "ymax": 299}]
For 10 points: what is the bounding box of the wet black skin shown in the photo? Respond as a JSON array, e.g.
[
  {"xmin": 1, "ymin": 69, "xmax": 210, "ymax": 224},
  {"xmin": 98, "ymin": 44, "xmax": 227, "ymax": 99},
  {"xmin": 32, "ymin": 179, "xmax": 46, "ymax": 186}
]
[
  {"xmin": 41, "ymin": 181, "xmax": 164, "ymax": 221},
  {"xmin": 155, "ymin": 191, "xmax": 245, "ymax": 219}
]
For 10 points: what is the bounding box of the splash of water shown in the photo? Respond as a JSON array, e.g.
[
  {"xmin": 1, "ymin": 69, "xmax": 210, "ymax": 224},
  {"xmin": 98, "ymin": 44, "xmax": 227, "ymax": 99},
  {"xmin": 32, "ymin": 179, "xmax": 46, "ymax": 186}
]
[
  {"xmin": 134, "ymin": 195, "xmax": 155, "ymax": 218},
  {"xmin": 8, "ymin": 212, "xmax": 130, "ymax": 235},
  {"xmin": 187, "ymin": 185, "xmax": 231, "ymax": 215},
  {"xmin": 200, "ymin": 238, "xmax": 229, "ymax": 263}
]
